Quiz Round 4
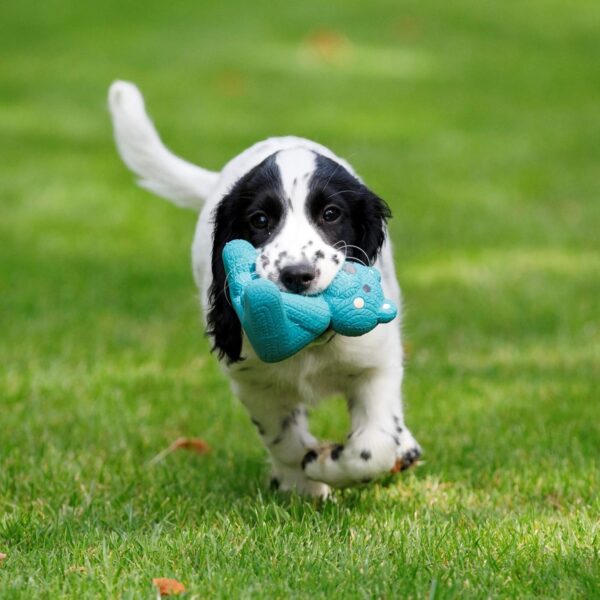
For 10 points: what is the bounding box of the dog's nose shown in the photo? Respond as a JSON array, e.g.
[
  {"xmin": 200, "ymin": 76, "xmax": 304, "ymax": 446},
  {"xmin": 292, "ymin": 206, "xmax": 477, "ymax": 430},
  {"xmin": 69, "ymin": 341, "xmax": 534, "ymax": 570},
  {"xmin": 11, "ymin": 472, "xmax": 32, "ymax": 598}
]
[{"xmin": 280, "ymin": 263, "xmax": 316, "ymax": 293}]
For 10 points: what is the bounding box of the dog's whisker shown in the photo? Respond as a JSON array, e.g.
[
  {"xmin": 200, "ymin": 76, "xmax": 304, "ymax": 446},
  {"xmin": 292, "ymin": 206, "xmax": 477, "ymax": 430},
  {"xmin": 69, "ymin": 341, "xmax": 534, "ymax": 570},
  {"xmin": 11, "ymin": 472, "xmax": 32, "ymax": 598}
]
[
  {"xmin": 325, "ymin": 189, "xmax": 360, "ymax": 199},
  {"xmin": 333, "ymin": 240, "xmax": 349, "ymax": 261},
  {"xmin": 320, "ymin": 162, "xmax": 343, "ymax": 194},
  {"xmin": 224, "ymin": 273, "xmax": 233, "ymax": 306},
  {"xmin": 211, "ymin": 272, "xmax": 233, "ymax": 306},
  {"xmin": 333, "ymin": 240, "xmax": 368, "ymax": 267},
  {"xmin": 339, "ymin": 243, "xmax": 371, "ymax": 266}
]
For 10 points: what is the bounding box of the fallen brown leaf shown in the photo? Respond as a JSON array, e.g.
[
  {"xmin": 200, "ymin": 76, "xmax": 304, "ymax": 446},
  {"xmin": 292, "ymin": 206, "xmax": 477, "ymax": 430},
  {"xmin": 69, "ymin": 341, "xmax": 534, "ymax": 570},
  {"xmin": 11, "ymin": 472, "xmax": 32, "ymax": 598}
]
[
  {"xmin": 153, "ymin": 578, "xmax": 186, "ymax": 596},
  {"xmin": 65, "ymin": 565, "xmax": 86, "ymax": 574},
  {"xmin": 0, "ymin": 552, "xmax": 6, "ymax": 563},
  {"xmin": 172, "ymin": 437, "xmax": 211, "ymax": 454},
  {"xmin": 148, "ymin": 437, "xmax": 211, "ymax": 466},
  {"xmin": 214, "ymin": 70, "xmax": 246, "ymax": 97},
  {"xmin": 305, "ymin": 29, "xmax": 351, "ymax": 62}
]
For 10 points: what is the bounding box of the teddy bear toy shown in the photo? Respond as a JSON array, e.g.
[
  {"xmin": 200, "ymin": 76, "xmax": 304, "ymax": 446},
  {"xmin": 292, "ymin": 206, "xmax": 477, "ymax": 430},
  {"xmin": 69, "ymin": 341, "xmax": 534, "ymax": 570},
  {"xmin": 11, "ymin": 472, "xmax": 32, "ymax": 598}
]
[{"xmin": 222, "ymin": 240, "xmax": 398, "ymax": 363}]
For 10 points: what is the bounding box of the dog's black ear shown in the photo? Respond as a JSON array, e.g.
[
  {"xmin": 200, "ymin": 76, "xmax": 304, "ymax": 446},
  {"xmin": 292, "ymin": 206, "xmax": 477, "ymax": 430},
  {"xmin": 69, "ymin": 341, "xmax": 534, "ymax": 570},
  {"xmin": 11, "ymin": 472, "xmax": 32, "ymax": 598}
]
[
  {"xmin": 206, "ymin": 196, "xmax": 244, "ymax": 363},
  {"xmin": 355, "ymin": 187, "xmax": 392, "ymax": 264}
]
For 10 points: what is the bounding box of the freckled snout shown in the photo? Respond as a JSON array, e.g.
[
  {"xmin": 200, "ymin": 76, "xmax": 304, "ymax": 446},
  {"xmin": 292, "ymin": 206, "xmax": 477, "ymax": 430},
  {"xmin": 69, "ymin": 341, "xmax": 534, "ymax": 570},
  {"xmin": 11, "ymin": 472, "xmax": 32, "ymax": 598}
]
[{"xmin": 280, "ymin": 262, "xmax": 316, "ymax": 294}]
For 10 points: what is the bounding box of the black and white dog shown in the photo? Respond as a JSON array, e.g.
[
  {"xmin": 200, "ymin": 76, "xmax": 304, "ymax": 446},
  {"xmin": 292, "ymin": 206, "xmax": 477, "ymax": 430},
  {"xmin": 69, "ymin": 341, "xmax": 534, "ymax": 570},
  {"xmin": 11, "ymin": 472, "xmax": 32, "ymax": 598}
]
[{"xmin": 108, "ymin": 81, "xmax": 421, "ymax": 497}]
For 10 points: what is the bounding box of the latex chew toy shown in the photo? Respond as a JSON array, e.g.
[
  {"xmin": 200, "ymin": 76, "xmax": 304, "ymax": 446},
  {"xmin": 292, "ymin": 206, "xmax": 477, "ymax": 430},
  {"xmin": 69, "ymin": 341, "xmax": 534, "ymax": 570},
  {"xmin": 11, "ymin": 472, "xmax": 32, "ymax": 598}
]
[{"xmin": 223, "ymin": 240, "xmax": 397, "ymax": 363}]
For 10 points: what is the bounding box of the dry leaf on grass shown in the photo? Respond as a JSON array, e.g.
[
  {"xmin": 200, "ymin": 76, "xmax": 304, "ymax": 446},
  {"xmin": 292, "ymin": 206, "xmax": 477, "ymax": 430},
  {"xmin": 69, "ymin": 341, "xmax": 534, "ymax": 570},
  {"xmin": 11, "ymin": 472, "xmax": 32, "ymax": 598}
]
[
  {"xmin": 0, "ymin": 552, "xmax": 6, "ymax": 563},
  {"xmin": 214, "ymin": 70, "xmax": 246, "ymax": 97},
  {"xmin": 304, "ymin": 29, "xmax": 352, "ymax": 63},
  {"xmin": 171, "ymin": 437, "xmax": 210, "ymax": 454},
  {"xmin": 148, "ymin": 437, "xmax": 211, "ymax": 466},
  {"xmin": 152, "ymin": 578, "xmax": 186, "ymax": 596},
  {"xmin": 65, "ymin": 565, "xmax": 86, "ymax": 574}
]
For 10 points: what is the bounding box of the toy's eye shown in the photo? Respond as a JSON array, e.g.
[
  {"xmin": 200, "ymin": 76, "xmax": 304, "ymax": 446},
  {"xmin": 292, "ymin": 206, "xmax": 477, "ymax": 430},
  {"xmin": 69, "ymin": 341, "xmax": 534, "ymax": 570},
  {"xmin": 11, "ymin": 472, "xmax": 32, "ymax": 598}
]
[
  {"xmin": 250, "ymin": 211, "xmax": 270, "ymax": 230},
  {"xmin": 322, "ymin": 205, "xmax": 341, "ymax": 223}
]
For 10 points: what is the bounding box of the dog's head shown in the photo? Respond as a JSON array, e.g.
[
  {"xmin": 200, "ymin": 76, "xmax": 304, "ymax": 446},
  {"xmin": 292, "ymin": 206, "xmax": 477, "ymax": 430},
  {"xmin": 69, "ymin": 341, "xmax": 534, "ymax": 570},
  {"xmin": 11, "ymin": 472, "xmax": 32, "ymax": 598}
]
[{"xmin": 208, "ymin": 148, "xmax": 392, "ymax": 362}]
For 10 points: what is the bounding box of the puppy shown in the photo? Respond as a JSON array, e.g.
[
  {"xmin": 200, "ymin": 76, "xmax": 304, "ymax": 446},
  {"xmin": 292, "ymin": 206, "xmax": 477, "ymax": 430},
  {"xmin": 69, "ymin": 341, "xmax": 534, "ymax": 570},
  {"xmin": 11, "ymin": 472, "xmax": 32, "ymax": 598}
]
[{"xmin": 108, "ymin": 81, "xmax": 421, "ymax": 497}]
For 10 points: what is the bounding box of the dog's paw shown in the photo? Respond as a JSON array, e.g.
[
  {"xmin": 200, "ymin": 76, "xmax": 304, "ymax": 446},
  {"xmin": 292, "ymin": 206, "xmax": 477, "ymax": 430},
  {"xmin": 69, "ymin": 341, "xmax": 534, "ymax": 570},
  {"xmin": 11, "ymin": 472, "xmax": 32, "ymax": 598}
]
[
  {"xmin": 302, "ymin": 428, "xmax": 423, "ymax": 487},
  {"xmin": 301, "ymin": 437, "xmax": 397, "ymax": 488},
  {"xmin": 391, "ymin": 446, "xmax": 422, "ymax": 473},
  {"xmin": 269, "ymin": 463, "xmax": 331, "ymax": 499},
  {"xmin": 391, "ymin": 429, "xmax": 422, "ymax": 473}
]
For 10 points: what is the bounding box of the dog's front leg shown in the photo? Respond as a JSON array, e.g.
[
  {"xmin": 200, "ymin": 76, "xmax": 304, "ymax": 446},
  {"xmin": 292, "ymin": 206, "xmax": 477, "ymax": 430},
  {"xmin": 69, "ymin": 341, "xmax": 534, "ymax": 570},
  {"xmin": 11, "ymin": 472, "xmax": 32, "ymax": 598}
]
[
  {"xmin": 302, "ymin": 367, "xmax": 421, "ymax": 487},
  {"xmin": 234, "ymin": 382, "xmax": 331, "ymax": 498}
]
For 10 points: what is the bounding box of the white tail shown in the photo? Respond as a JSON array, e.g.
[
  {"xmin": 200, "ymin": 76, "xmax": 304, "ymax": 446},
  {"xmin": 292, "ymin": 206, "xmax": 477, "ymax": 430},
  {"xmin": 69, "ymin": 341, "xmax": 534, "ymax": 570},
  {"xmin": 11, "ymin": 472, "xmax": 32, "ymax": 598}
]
[{"xmin": 108, "ymin": 81, "xmax": 219, "ymax": 210}]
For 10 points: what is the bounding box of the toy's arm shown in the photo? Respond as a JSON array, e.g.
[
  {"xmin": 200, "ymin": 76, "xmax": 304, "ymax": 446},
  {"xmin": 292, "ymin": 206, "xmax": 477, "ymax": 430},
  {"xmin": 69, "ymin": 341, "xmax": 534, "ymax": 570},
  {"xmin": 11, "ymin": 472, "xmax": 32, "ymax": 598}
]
[
  {"xmin": 242, "ymin": 280, "xmax": 330, "ymax": 362},
  {"xmin": 280, "ymin": 293, "xmax": 330, "ymax": 335}
]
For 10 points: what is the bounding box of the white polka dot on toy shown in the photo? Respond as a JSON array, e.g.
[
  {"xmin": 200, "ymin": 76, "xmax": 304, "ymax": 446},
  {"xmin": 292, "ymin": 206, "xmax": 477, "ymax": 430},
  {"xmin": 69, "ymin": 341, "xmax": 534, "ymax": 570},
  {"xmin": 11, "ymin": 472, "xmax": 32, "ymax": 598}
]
[{"xmin": 353, "ymin": 297, "xmax": 365, "ymax": 309}]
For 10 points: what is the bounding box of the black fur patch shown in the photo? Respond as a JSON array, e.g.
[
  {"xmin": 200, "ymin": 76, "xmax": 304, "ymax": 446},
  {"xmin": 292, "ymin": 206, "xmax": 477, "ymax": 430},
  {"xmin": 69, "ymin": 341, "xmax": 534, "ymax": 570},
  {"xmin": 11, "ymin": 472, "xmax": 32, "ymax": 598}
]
[
  {"xmin": 400, "ymin": 447, "xmax": 421, "ymax": 470},
  {"xmin": 281, "ymin": 409, "xmax": 299, "ymax": 430},
  {"xmin": 331, "ymin": 444, "xmax": 344, "ymax": 460},
  {"xmin": 251, "ymin": 418, "xmax": 265, "ymax": 436},
  {"xmin": 301, "ymin": 450, "xmax": 318, "ymax": 469},
  {"xmin": 360, "ymin": 449, "xmax": 372, "ymax": 461}
]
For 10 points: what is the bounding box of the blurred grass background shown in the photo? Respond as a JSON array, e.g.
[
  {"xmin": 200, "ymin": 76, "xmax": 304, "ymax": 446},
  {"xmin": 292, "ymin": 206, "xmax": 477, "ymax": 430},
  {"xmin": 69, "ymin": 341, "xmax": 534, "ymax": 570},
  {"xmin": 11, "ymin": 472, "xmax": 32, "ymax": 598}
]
[{"xmin": 1, "ymin": 1, "xmax": 599, "ymax": 598}]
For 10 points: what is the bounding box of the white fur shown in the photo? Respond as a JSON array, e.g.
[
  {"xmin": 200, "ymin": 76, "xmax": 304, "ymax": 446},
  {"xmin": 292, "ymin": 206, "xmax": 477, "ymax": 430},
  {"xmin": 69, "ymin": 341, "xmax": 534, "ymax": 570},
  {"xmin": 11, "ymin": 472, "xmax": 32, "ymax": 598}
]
[
  {"xmin": 108, "ymin": 81, "xmax": 421, "ymax": 497},
  {"xmin": 109, "ymin": 81, "xmax": 219, "ymax": 208}
]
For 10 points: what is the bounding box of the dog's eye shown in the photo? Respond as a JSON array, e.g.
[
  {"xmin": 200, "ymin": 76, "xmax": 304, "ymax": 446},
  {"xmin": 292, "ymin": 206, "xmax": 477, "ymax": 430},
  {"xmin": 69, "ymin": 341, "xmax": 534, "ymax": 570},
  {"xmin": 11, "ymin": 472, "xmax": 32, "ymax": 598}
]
[
  {"xmin": 322, "ymin": 205, "xmax": 341, "ymax": 223},
  {"xmin": 250, "ymin": 211, "xmax": 270, "ymax": 230}
]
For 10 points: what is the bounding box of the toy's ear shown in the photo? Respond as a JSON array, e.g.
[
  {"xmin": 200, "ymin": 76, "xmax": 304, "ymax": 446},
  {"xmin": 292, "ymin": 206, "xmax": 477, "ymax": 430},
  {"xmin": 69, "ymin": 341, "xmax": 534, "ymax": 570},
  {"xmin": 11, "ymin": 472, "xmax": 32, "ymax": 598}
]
[{"xmin": 378, "ymin": 299, "xmax": 397, "ymax": 323}]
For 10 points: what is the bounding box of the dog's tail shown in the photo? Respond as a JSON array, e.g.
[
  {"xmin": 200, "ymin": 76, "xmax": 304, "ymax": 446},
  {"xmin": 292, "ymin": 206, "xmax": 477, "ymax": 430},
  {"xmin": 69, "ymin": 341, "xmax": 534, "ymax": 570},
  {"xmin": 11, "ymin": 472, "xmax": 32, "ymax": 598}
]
[{"xmin": 108, "ymin": 80, "xmax": 219, "ymax": 210}]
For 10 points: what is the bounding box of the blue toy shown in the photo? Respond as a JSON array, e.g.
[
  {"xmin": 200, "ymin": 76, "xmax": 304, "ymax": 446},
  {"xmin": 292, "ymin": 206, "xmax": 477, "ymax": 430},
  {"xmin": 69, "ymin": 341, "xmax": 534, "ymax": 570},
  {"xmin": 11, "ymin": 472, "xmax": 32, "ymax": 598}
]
[{"xmin": 223, "ymin": 240, "xmax": 397, "ymax": 363}]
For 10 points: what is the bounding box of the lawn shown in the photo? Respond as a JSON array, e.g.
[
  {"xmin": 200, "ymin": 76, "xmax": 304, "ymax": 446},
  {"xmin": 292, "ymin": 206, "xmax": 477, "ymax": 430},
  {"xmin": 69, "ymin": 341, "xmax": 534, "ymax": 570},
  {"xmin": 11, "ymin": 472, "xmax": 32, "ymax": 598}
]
[{"xmin": 1, "ymin": 0, "xmax": 599, "ymax": 597}]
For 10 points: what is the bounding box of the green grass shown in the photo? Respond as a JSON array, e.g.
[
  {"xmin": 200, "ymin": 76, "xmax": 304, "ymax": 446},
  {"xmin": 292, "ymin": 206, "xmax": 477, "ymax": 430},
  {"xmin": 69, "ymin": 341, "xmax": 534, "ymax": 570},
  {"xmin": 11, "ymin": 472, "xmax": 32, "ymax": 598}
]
[{"xmin": 1, "ymin": 0, "xmax": 599, "ymax": 597}]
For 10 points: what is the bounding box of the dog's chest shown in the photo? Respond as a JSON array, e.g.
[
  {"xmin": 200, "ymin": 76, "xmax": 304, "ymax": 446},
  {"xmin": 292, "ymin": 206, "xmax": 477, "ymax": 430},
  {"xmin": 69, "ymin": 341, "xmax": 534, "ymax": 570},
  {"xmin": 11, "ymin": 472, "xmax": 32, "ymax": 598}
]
[{"xmin": 229, "ymin": 325, "xmax": 397, "ymax": 405}]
